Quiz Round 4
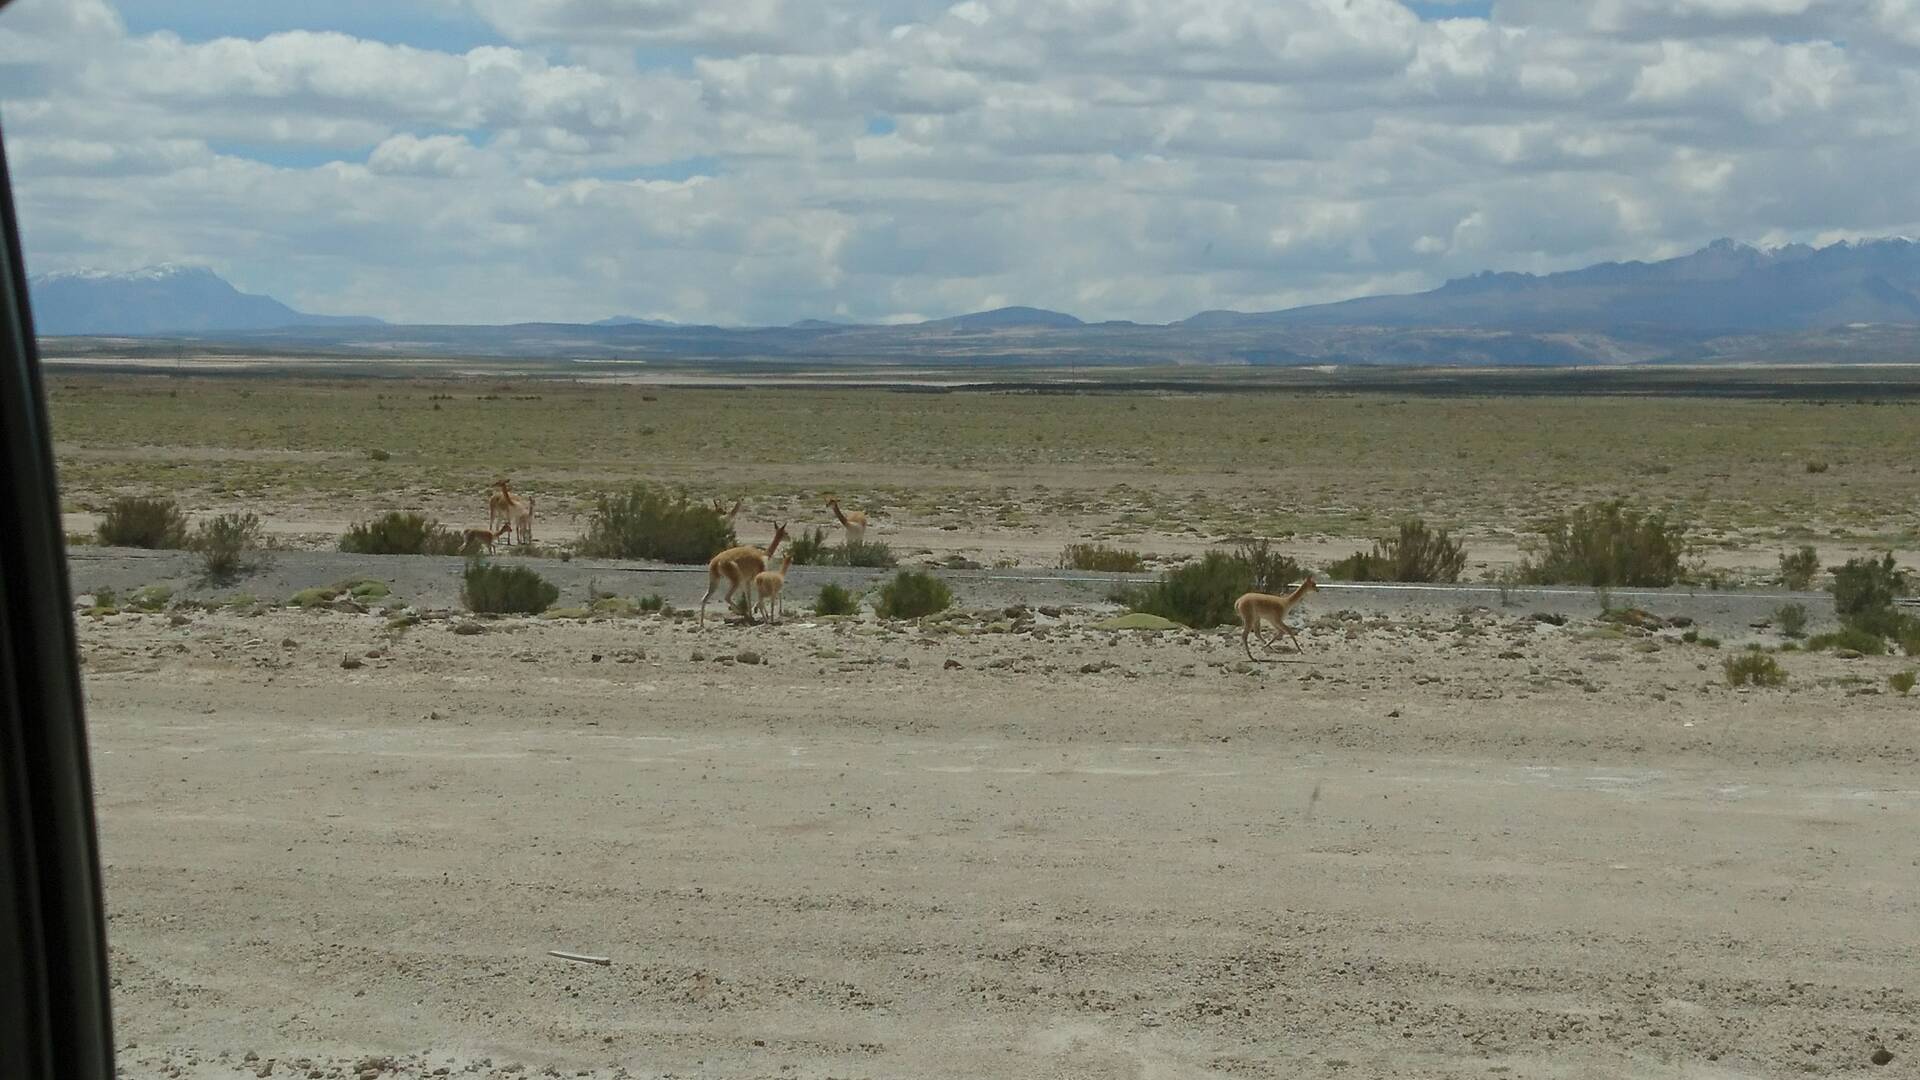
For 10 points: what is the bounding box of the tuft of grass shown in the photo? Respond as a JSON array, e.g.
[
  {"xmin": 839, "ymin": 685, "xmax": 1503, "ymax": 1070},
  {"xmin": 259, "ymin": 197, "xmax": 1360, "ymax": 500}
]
[
  {"xmin": 577, "ymin": 487, "xmax": 735, "ymax": 564},
  {"xmin": 787, "ymin": 527, "xmax": 832, "ymax": 565},
  {"xmin": 126, "ymin": 585, "xmax": 172, "ymax": 612},
  {"xmin": 1778, "ymin": 545, "xmax": 1820, "ymax": 591},
  {"xmin": 1326, "ymin": 518, "xmax": 1467, "ymax": 583},
  {"xmin": 339, "ymin": 512, "xmax": 466, "ymax": 555},
  {"xmin": 813, "ymin": 582, "xmax": 861, "ymax": 616},
  {"xmin": 636, "ymin": 593, "xmax": 666, "ymax": 613},
  {"xmin": 193, "ymin": 511, "xmax": 262, "ymax": 583},
  {"xmin": 462, "ymin": 562, "xmax": 559, "ymax": 614},
  {"xmin": 1805, "ymin": 460, "xmax": 1829, "ymax": 474},
  {"xmin": 874, "ymin": 570, "xmax": 952, "ymax": 619},
  {"xmin": 1806, "ymin": 626, "xmax": 1888, "ymax": 655},
  {"xmin": 367, "ymin": 448, "xmax": 391, "ymax": 461},
  {"xmin": 837, "ymin": 538, "xmax": 897, "ymax": 568},
  {"xmin": 1521, "ymin": 500, "xmax": 1686, "ymax": 587},
  {"xmin": 97, "ymin": 495, "xmax": 188, "ymax": 548},
  {"xmin": 1723, "ymin": 650, "xmax": 1786, "ymax": 688},
  {"xmin": 1890, "ymin": 670, "xmax": 1917, "ymax": 695},
  {"xmin": 1773, "ymin": 602, "xmax": 1809, "ymax": 639},
  {"xmin": 1060, "ymin": 543, "xmax": 1147, "ymax": 573}
]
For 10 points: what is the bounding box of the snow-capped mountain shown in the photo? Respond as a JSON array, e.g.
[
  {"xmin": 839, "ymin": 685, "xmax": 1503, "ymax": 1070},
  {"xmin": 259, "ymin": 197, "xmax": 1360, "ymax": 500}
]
[{"xmin": 26, "ymin": 264, "xmax": 382, "ymax": 335}]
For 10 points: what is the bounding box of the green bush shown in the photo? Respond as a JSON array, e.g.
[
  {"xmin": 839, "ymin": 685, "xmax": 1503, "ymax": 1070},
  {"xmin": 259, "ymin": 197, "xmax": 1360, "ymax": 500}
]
[
  {"xmin": 1806, "ymin": 626, "xmax": 1888, "ymax": 655},
  {"xmin": 126, "ymin": 585, "xmax": 172, "ymax": 612},
  {"xmin": 1805, "ymin": 460, "xmax": 1829, "ymax": 474},
  {"xmin": 1234, "ymin": 538, "xmax": 1304, "ymax": 594},
  {"xmin": 1723, "ymin": 650, "xmax": 1786, "ymax": 688},
  {"xmin": 813, "ymin": 582, "xmax": 860, "ymax": 616},
  {"xmin": 339, "ymin": 512, "xmax": 465, "ymax": 555},
  {"xmin": 836, "ymin": 539, "xmax": 897, "ymax": 568},
  {"xmin": 368, "ymin": 448, "xmax": 391, "ymax": 461},
  {"xmin": 1831, "ymin": 552, "xmax": 1908, "ymax": 620},
  {"xmin": 1328, "ymin": 520, "xmax": 1468, "ymax": 583},
  {"xmin": 875, "ymin": 570, "xmax": 952, "ymax": 619},
  {"xmin": 787, "ymin": 527, "xmax": 832, "ymax": 565},
  {"xmin": 1521, "ymin": 501, "xmax": 1687, "ymax": 587},
  {"xmin": 577, "ymin": 487, "xmax": 735, "ymax": 564},
  {"xmin": 1890, "ymin": 670, "xmax": 1917, "ymax": 696},
  {"xmin": 637, "ymin": 593, "xmax": 666, "ymax": 613},
  {"xmin": 1060, "ymin": 543, "xmax": 1146, "ymax": 573},
  {"xmin": 1325, "ymin": 550, "xmax": 1391, "ymax": 582},
  {"xmin": 193, "ymin": 512, "xmax": 262, "ymax": 582},
  {"xmin": 462, "ymin": 562, "xmax": 559, "ymax": 614},
  {"xmin": 1778, "ymin": 546, "xmax": 1820, "ymax": 590},
  {"xmin": 1130, "ymin": 552, "xmax": 1251, "ymax": 629},
  {"xmin": 1773, "ymin": 602, "xmax": 1808, "ymax": 639},
  {"xmin": 97, "ymin": 495, "xmax": 188, "ymax": 548}
]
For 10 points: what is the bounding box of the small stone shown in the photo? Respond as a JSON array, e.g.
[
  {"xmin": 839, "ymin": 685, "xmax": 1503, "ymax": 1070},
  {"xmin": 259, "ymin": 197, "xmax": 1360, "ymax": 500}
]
[
  {"xmin": 1388, "ymin": 709, "xmax": 1402, "ymax": 718},
  {"xmin": 1080, "ymin": 662, "xmax": 1105, "ymax": 674},
  {"xmin": 453, "ymin": 622, "xmax": 484, "ymax": 636},
  {"xmin": 736, "ymin": 650, "xmax": 762, "ymax": 665},
  {"xmin": 1871, "ymin": 1049, "xmax": 1894, "ymax": 1066},
  {"xmin": 168, "ymin": 613, "xmax": 191, "ymax": 626},
  {"xmin": 1039, "ymin": 606, "xmax": 1062, "ymax": 618},
  {"xmin": 590, "ymin": 653, "xmax": 603, "ymax": 663},
  {"xmin": 944, "ymin": 658, "xmax": 962, "ymax": 669},
  {"xmin": 281, "ymin": 638, "xmax": 298, "ymax": 649},
  {"xmin": 895, "ymin": 657, "xmax": 910, "ymax": 669},
  {"xmin": 690, "ymin": 649, "xmax": 707, "ymax": 661},
  {"xmin": 1835, "ymin": 648, "xmax": 1864, "ymax": 660},
  {"xmin": 340, "ymin": 655, "xmax": 363, "ymax": 670},
  {"xmin": 1497, "ymin": 650, "xmax": 1525, "ymax": 660}
]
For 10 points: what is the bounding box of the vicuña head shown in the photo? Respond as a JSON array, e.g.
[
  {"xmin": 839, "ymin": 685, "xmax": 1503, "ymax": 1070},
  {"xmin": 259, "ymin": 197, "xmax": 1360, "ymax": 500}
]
[{"xmin": 767, "ymin": 521, "xmax": 789, "ymax": 555}]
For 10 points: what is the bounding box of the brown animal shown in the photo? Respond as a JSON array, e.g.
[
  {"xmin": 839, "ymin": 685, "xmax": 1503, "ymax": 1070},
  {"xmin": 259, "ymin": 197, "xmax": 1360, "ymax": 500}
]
[
  {"xmin": 461, "ymin": 522, "xmax": 512, "ymax": 555},
  {"xmin": 826, "ymin": 497, "xmax": 867, "ymax": 544},
  {"xmin": 700, "ymin": 522, "xmax": 789, "ymax": 626},
  {"xmin": 752, "ymin": 553, "xmax": 795, "ymax": 625},
  {"xmin": 1234, "ymin": 576, "xmax": 1318, "ymax": 659},
  {"xmin": 710, "ymin": 497, "xmax": 743, "ymax": 524}
]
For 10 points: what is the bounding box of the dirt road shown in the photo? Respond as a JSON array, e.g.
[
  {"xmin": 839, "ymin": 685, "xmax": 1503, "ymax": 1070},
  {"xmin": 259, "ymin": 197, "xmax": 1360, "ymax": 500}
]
[{"xmin": 86, "ymin": 604, "xmax": 1918, "ymax": 1079}]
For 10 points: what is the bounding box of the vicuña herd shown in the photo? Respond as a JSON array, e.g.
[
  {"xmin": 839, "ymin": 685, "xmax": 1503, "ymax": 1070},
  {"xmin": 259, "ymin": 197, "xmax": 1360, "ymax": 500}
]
[{"xmin": 462, "ymin": 483, "xmax": 1318, "ymax": 650}]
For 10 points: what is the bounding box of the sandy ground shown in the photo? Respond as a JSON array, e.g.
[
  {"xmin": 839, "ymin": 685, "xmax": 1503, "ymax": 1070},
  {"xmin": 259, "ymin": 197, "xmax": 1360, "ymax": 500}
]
[{"xmin": 83, "ymin": 589, "xmax": 1920, "ymax": 1080}]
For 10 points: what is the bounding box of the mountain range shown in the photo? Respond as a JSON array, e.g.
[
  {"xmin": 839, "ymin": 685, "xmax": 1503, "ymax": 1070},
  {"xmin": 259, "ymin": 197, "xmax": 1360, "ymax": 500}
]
[{"xmin": 30, "ymin": 238, "xmax": 1920, "ymax": 366}]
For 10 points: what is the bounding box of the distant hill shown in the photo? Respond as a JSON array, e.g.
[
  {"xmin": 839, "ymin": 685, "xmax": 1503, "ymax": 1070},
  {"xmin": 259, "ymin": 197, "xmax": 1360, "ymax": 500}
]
[
  {"xmin": 591, "ymin": 315, "xmax": 682, "ymax": 327},
  {"xmin": 1186, "ymin": 238, "xmax": 1920, "ymax": 338},
  {"xmin": 921, "ymin": 306, "xmax": 1084, "ymax": 330},
  {"xmin": 28, "ymin": 265, "xmax": 381, "ymax": 335}
]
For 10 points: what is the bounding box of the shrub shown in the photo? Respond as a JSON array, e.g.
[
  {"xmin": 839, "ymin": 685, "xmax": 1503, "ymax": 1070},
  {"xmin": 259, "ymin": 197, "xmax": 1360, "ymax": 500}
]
[
  {"xmin": 1805, "ymin": 460, "xmax": 1829, "ymax": 474},
  {"xmin": 813, "ymin": 582, "xmax": 860, "ymax": 616},
  {"xmin": 1723, "ymin": 650, "xmax": 1786, "ymax": 688},
  {"xmin": 1330, "ymin": 520, "xmax": 1468, "ymax": 583},
  {"xmin": 637, "ymin": 593, "xmax": 666, "ymax": 613},
  {"xmin": 836, "ymin": 538, "xmax": 897, "ymax": 568},
  {"xmin": 1233, "ymin": 538, "xmax": 1304, "ymax": 594},
  {"xmin": 1774, "ymin": 603, "xmax": 1809, "ymax": 639},
  {"xmin": 339, "ymin": 512, "xmax": 465, "ymax": 556},
  {"xmin": 787, "ymin": 527, "xmax": 832, "ymax": 565},
  {"xmin": 1060, "ymin": 543, "xmax": 1147, "ymax": 573},
  {"xmin": 578, "ymin": 488, "xmax": 734, "ymax": 564},
  {"xmin": 1325, "ymin": 550, "xmax": 1390, "ymax": 582},
  {"xmin": 1890, "ymin": 670, "xmax": 1917, "ymax": 696},
  {"xmin": 1778, "ymin": 546, "xmax": 1820, "ymax": 590},
  {"xmin": 193, "ymin": 512, "xmax": 262, "ymax": 583},
  {"xmin": 368, "ymin": 448, "xmax": 391, "ymax": 461},
  {"xmin": 1521, "ymin": 501, "xmax": 1687, "ymax": 587},
  {"xmin": 1129, "ymin": 551, "xmax": 1252, "ymax": 628},
  {"xmin": 1806, "ymin": 626, "xmax": 1889, "ymax": 655},
  {"xmin": 1831, "ymin": 552, "xmax": 1908, "ymax": 621},
  {"xmin": 462, "ymin": 562, "xmax": 559, "ymax": 614},
  {"xmin": 874, "ymin": 570, "xmax": 952, "ymax": 619},
  {"xmin": 127, "ymin": 585, "xmax": 172, "ymax": 612},
  {"xmin": 97, "ymin": 495, "xmax": 188, "ymax": 548}
]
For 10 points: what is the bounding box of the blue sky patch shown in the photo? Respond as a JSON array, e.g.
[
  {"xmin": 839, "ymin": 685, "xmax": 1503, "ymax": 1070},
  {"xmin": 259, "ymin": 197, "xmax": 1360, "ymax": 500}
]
[{"xmin": 119, "ymin": 0, "xmax": 507, "ymax": 53}]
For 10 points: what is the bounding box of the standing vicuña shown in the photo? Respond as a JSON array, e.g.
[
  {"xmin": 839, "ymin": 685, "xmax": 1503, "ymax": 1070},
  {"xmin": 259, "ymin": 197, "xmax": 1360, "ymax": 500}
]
[
  {"xmin": 826, "ymin": 497, "xmax": 867, "ymax": 544},
  {"xmin": 488, "ymin": 480, "xmax": 534, "ymax": 544},
  {"xmin": 753, "ymin": 553, "xmax": 794, "ymax": 625},
  {"xmin": 700, "ymin": 522, "xmax": 789, "ymax": 627},
  {"xmin": 1234, "ymin": 576, "xmax": 1318, "ymax": 659}
]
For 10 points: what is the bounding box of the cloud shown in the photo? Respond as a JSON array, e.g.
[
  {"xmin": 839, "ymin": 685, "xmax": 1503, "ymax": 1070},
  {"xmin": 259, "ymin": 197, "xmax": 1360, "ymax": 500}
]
[{"xmin": 2, "ymin": 0, "xmax": 1919, "ymax": 324}]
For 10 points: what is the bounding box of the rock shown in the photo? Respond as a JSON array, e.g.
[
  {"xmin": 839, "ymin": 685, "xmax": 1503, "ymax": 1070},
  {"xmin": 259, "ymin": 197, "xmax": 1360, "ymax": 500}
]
[
  {"xmin": 1531, "ymin": 612, "xmax": 1567, "ymax": 627},
  {"xmin": 1090, "ymin": 613, "xmax": 1182, "ymax": 632},
  {"xmin": 1667, "ymin": 615, "xmax": 1695, "ymax": 628},
  {"xmin": 736, "ymin": 650, "xmax": 763, "ymax": 665},
  {"xmin": 280, "ymin": 638, "xmax": 298, "ymax": 649},
  {"xmin": 1039, "ymin": 606, "xmax": 1063, "ymax": 618},
  {"xmin": 452, "ymin": 622, "xmax": 484, "ymax": 636},
  {"xmin": 689, "ymin": 649, "xmax": 707, "ymax": 661},
  {"xmin": 1003, "ymin": 605, "xmax": 1029, "ymax": 620},
  {"xmin": 895, "ymin": 657, "xmax": 910, "ymax": 669},
  {"xmin": 1387, "ymin": 709, "xmax": 1402, "ymax": 718},
  {"xmin": 168, "ymin": 613, "xmax": 191, "ymax": 626},
  {"xmin": 329, "ymin": 598, "xmax": 369, "ymax": 615},
  {"xmin": 1835, "ymin": 648, "xmax": 1864, "ymax": 660},
  {"xmin": 1872, "ymin": 1049, "xmax": 1894, "ymax": 1066},
  {"xmin": 590, "ymin": 653, "xmax": 603, "ymax": 663},
  {"xmin": 340, "ymin": 655, "xmax": 363, "ymax": 670},
  {"xmin": 944, "ymin": 658, "xmax": 962, "ymax": 669},
  {"xmin": 1079, "ymin": 662, "xmax": 1106, "ymax": 674},
  {"xmin": 1497, "ymin": 650, "xmax": 1526, "ymax": 660}
]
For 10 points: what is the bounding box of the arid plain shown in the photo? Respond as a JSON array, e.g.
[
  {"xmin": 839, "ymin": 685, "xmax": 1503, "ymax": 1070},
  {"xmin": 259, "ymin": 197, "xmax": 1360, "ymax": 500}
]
[{"xmin": 50, "ymin": 368, "xmax": 1920, "ymax": 1079}]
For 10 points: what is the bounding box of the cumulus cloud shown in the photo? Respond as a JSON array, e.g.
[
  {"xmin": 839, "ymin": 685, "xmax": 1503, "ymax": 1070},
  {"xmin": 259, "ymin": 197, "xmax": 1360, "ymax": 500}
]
[{"xmin": 1, "ymin": 0, "xmax": 1918, "ymax": 324}]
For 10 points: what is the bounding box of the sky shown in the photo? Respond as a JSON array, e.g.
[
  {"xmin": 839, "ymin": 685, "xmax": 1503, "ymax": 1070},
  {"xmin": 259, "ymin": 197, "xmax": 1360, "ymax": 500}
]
[{"xmin": 2, "ymin": 0, "xmax": 1919, "ymax": 326}]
